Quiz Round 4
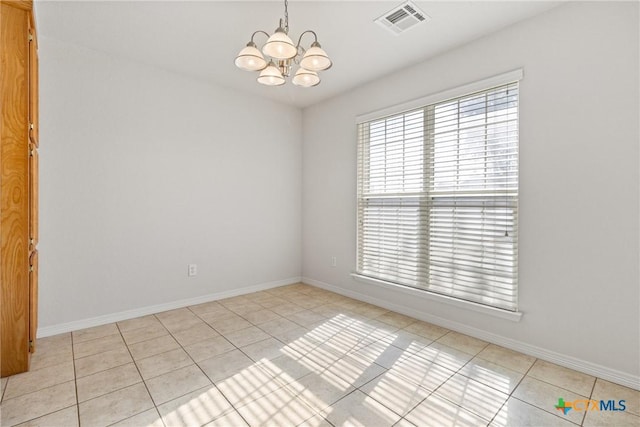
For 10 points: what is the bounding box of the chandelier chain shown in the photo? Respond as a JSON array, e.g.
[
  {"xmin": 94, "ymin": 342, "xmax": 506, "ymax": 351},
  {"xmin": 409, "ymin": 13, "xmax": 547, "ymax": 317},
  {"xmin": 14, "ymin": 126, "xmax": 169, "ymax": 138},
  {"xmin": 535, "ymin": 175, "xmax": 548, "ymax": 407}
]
[{"xmin": 284, "ymin": 0, "xmax": 289, "ymax": 32}]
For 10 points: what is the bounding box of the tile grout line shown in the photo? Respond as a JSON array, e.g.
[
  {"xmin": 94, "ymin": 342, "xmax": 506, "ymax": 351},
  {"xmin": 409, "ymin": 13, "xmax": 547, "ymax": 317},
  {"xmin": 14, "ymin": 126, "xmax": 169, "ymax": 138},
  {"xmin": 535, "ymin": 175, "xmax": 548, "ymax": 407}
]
[
  {"xmin": 354, "ymin": 369, "xmax": 423, "ymax": 422},
  {"xmin": 71, "ymin": 332, "xmax": 81, "ymax": 427},
  {"xmin": 299, "ymin": 286, "xmax": 412, "ymax": 423},
  {"xmin": 194, "ymin": 299, "xmax": 327, "ymax": 424},
  {"xmin": 175, "ymin": 305, "xmax": 255, "ymax": 425},
  {"xmin": 0, "ymin": 382, "xmax": 79, "ymax": 427},
  {"xmin": 581, "ymin": 376, "xmax": 599, "ymax": 427},
  {"xmin": 80, "ymin": 310, "xmax": 235, "ymax": 425},
  {"xmin": 210, "ymin": 292, "xmax": 355, "ymax": 424},
  {"xmin": 485, "ymin": 356, "xmax": 583, "ymax": 427},
  {"xmin": 427, "ymin": 341, "xmax": 509, "ymax": 405},
  {"xmin": 1, "ymin": 376, "xmax": 7, "ymax": 403},
  {"xmin": 247, "ymin": 306, "xmax": 349, "ymax": 424},
  {"xmin": 291, "ymin": 313, "xmax": 408, "ymax": 421},
  {"xmin": 109, "ymin": 320, "xmax": 166, "ymax": 427},
  {"xmin": 6, "ymin": 339, "xmax": 74, "ymax": 423},
  {"xmin": 72, "ymin": 330, "xmax": 121, "ymax": 345},
  {"xmin": 411, "ymin": 351, "xmax": 482, "ymax": 422},
  {"xmin": 74, "ymin": 363, "xmax": 145, "ymax": 401},
  {"xmin": 518, "ymin": 370, "xmax": 598, "ymax": 400},
  {"xmin": 506, "ymin": 395, "xmax": 583, "ymax": 427},
  {"xmin": 377, "ymin": 339, "xmax": 496, "ymax": 425},
  {"xmin": 2, "ymin": 359, "xmax": 77, "ymax": 402},
  {"xmin": 0, "ymin": 334, "xmax": 77, "ymax": 427},
  {"xmin": 485, "ymin": 383, "xmax": 518, "ymax": 426},
  {"xmin": 147, "ymin": 306, "xmax": 274, "ymax": 417},
  {"xmin": 119, "ymin": 312, "xmax": 197, "ymax": 347}
]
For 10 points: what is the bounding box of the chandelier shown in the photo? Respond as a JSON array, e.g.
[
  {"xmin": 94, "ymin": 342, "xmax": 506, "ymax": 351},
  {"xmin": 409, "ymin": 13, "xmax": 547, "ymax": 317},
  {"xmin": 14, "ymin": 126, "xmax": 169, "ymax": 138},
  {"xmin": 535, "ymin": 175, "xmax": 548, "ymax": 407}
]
[{"xmin": 234, "ymin": 0, "xmax": 332, "ymax": 87}]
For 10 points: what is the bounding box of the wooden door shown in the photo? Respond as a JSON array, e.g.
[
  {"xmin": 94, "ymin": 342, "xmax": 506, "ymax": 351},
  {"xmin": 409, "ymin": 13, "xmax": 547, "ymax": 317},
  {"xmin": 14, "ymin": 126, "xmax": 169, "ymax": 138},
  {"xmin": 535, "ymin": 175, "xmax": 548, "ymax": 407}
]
[
  {"xmin": 29, "ymin": 143, "xmax": 38, "ymax": 251},
  {"xmin": 1, "ymin": 2, "xmax": 31, "ymax": 377},
  {"xmin": 29, "ymin": 250, "xmax": 38, "ymax": 353},
  {"xmin": 28, "ymin": 23, "xmax": 38, "ymax": 147}
]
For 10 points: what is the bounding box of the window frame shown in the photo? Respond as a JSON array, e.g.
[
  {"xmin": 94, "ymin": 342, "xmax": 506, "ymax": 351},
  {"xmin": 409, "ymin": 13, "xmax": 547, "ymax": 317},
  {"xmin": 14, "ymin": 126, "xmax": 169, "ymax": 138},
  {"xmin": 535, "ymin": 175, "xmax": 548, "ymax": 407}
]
[{"xmin": 354, "ymin": 70, "xmax": 523, "ymax": 321}]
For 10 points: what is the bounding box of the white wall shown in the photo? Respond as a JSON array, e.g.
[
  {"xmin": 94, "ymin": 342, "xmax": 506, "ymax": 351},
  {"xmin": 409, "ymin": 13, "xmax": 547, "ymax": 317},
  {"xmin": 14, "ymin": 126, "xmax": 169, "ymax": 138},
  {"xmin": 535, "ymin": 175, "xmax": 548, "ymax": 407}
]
[
  {"xmin": 38, "ymin": 1, "xmax": 639, "ymax": 387},
  {"xmin": 302, "ymin": 1, "xmax": 639, "ymax": 385},
  {"xmin": 39, "ymin": 38, "xmax": 302, "ymax": 329}
]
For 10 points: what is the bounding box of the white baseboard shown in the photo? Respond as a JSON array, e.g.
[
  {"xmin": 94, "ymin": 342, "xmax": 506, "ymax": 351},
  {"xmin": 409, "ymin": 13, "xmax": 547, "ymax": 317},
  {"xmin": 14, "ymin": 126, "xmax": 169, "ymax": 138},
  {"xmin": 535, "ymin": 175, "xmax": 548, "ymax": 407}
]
[
  {"xmin": 37, "ymin": 276, "xmax": 302, "ymax": 338},
  {"xmin": 303, "ymin": 276, "xmax": 640, "ymax": 391}
]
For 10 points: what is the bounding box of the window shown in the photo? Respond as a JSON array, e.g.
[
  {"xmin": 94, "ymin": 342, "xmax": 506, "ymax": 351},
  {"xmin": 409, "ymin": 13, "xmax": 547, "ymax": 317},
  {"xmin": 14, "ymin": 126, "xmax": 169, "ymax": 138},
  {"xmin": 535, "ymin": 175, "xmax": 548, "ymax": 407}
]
[{"xmin": 356, "ymin": 78, "xmax": 519, "ymax": 311}]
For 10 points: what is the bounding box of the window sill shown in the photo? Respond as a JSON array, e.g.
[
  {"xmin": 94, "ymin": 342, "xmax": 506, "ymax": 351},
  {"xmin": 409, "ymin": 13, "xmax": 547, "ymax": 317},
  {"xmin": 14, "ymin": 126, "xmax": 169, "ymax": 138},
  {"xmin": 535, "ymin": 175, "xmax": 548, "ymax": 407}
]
[{"xmin": 350, "ymin": 273, "xmax": 523, "ymax": 322}]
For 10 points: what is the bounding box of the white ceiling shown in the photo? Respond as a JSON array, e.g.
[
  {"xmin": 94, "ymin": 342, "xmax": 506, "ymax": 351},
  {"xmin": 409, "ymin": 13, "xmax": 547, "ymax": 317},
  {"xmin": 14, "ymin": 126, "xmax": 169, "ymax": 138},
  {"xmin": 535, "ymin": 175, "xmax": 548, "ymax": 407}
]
[{"xmin": 36, "ymin": 1, "xmax": 562, "ymax": 108}]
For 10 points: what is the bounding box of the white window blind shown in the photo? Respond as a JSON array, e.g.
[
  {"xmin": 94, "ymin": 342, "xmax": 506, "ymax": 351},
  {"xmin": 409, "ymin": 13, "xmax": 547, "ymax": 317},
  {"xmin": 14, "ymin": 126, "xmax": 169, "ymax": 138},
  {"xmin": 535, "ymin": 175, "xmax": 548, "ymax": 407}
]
[{"xmin": 357, "ymin": 81, "xmax": 519, "ymax": 311}]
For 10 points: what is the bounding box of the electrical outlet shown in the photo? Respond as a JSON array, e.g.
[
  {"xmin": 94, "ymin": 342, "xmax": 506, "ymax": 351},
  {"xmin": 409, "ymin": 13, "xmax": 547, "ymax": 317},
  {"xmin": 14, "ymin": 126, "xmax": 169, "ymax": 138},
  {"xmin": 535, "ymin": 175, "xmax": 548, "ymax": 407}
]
[
  {"xmin": 331, "ymin": 256, "xmax": 337, "ymax": 267},
  {"xmin": 188, "ymin": 264, "xmax": 197, "ymax": 277}
]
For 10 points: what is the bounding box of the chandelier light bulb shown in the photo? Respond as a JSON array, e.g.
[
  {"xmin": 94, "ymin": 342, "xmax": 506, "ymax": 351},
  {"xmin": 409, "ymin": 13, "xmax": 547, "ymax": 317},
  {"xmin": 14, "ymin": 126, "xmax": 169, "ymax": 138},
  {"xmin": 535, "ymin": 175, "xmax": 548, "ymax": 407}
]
[
  {"xmin": 300, "ymin": 42, "xmax": 332, "ymax": 71},
  {"xmin": 262, "ymin": 28, "xmax": 297, "ymax": 60},
  {"xmin": 292, "ymin": 67, "xmax": 320, "ymax": 87},
  {"xmin": 234, "ymin": 42, "xmax": 267, "ymax": 71},
  {"xmin": 257, "ymin": 61, "xmax": 285, "ymax": 86}
]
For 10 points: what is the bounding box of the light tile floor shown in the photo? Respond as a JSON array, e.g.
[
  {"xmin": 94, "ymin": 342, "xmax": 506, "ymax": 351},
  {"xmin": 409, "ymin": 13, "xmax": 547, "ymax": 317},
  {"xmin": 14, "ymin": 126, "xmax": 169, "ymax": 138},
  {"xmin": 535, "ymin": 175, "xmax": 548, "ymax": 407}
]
[{"xmin": 1, "ymin": 283, "xmax": 638, "ymax": 427}]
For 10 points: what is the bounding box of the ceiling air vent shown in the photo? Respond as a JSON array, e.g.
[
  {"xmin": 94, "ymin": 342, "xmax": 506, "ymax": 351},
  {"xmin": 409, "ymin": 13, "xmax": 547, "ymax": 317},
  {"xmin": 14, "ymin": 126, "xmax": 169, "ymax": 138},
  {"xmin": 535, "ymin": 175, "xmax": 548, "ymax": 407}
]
[{"xmin": 375, "ymin": 1, "xmax": 430, "ymax": 35}]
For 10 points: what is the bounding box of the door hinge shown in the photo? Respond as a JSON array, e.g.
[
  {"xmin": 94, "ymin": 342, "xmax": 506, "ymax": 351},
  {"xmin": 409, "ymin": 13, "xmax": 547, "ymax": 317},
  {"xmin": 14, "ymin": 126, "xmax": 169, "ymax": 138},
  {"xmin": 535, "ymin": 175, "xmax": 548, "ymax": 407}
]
[
  {"xmin": 29, "ymin": 340, "xmax": 34, "ymax": 350},
  {"xmin": 28, "ymin": 33, "xmax": 33, "ymax": 42},
  {"xmin": 29, "ymin": 123, "xmax": 34, "ymax": 130},
  {"xmin": 29, "ymin": 265, "xmax": 34, "ymax": 272}
]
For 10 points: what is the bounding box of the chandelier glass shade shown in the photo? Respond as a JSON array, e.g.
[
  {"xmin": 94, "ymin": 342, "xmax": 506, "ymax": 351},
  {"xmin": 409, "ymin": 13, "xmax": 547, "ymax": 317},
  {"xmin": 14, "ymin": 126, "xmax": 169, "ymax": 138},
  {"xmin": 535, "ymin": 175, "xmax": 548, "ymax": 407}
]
[
  {"xmin": 234, "ymin": 0, "xmax": 331, "ymax": 87},
  {"xmin": 257, "ymin": 61, "xmax": 286, "ymax": 86},
  {"xmin": 263, "ymin": 28, "xmax": 298, "ymax": 60},
  {"xmin": 292, "ymin": 67, "xmax": 320, "ymax": 87},
  {"xmin": 234, "ymin": 42, "xmax": 268, "ymax": 71},
  {"xmin": 300, "ymin": 42, "xmax": 332, "ymax": 72}
]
